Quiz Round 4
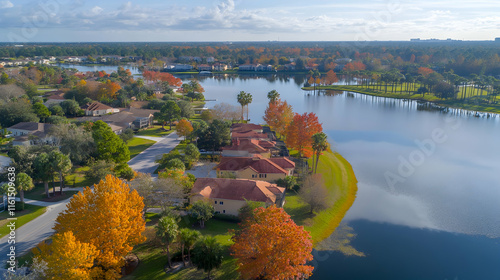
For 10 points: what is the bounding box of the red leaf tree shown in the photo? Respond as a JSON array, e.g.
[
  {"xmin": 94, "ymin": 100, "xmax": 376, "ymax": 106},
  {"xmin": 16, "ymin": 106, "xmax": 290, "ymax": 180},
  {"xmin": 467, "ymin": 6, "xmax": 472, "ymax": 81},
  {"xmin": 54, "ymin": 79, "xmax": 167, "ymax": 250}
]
[
  {"xmin": 263, "ymin": 99, "xmax": 293, "ymax": 138},
  {"xmin": 142, "ymin": 70, "xmax": 182, "ymax": 87},
  {"xmin": 324, "ymin": 70, "xmax": 339, "ymax": 85},
  {"xmin": 231, "ymin": 205, "xmax": 314, "ymax": 280},
  {"xmin": 285, "ymin": 112, "xmax": 323, "ymax": 158}
]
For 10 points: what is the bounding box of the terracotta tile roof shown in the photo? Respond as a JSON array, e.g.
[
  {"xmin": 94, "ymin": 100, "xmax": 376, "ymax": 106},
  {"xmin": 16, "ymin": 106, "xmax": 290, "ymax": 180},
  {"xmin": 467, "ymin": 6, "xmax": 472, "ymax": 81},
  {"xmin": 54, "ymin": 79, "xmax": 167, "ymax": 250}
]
[
  {"xmin": 222, "ymin": 138, "xmax": 269, "ymax": 153},
  {"xmin": 231, "ymin": 123, "xmax": 263, "ymax": 132},
  {"xmin": 217, "ymin": 156, "xmax": 295, "ymax": 174},
  {"xmin": 191, "ymin": 178, "xmax": 285, "ymax": 204},
  {"xmin": 86, "ymin": 101, "xmax": 112, "ymax": 111},
  {"xmin": 231, "ymin": 130, "xmax": 269, "ymax": 139}
]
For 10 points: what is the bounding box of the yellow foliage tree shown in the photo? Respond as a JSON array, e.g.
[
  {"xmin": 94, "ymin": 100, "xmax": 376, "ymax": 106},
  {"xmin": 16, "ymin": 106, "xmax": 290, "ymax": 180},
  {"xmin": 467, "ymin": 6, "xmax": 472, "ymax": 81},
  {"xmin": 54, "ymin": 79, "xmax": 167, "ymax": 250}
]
[
  {"xmin": 54, "ymin": 175, "xmax": 146, "ymax": 279},
  {"xmin": 32, "ymin": 231, "xmax": 97, "ymax": 280}
]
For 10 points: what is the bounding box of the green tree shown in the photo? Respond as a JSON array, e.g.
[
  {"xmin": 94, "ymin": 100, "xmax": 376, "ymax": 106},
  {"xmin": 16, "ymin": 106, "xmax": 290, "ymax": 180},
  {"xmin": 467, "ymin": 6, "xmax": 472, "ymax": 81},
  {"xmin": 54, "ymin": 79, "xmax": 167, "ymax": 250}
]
[
  {"xmin": 91, "ymin": 120, "xmax": 130, "ymax": 164},
  {"xmin": 84, "ymin": 160, "xmax": 116, "ymax": 182},
  {"xmin": 48, "ymin": 123, "xmax": 95, "ymax": 164},
  {"xmin": 236, "ymin": 91, "xmax": 253, "ymax": 121},
  {"xmin": 177, "ymin": 100, "xmax": 194, "ymax": 119},
  {"xmin": 184, "ymin": 144, "xmax": 200, "ymax": 165},
  {"xmin": 119, "ymin": 128, "xmax": 134, "ymax": 143},
  {"xmin": 179, "ymin": 228, "xmax": 201, "ymax": 266},
  {"xmin": 49, "ymin": 104, "xmax": 65, "ymax": 116},
  {"xmin": 48, "ymin": 150, "xmax": 72, "ymax": 195},
  {"xmin": 156, "ymin": 216, "xmax": 179, "ymax": 268},
  {"xmin": 32, "ymin": 103, "xmax": 51, "ymax": 122},
  {"xmin": 165, "ymin": 158, "xmax": 186, "ymax": 171},
  {"xmin": 0, "ymin": 99, "xmax": 39, "ymax": 127},
  {"xmin": 312, "ymin": 132, "xmax": 329, "ymax": 174},
  {"xmin": 188, "ymin": 200, "xmax": 214, "ymax": 228},
  {"xmin": 275, "ymin": 175, "xmax": 297, "ymax": 190},
  {"xmin": 197, "ymin": 120, "xmax": 231, "ymax": 153},
  {"xmin": 238, "ymin": 200, "xmax": 265, "ymax": 221},
  {"xmin": 267, "ymin": 90, "xmax": 280, "ymax": 103},
  {"xmin": 155, "ymin": 101, "xmax": 181, "ymax": 130},
  {"xmin": 60, "ymin": 100, "xmax": 81, "ymax": 117},
  {"xmin": 191, "ymin": 236, "xmax": 224, "ymax": 279},
  {"xmin": 46, "ymin": 115, "xmax": 69, "ymax": 124},
  {"xmin": 33, "ymin": 152, "xmax": 54, "ymax": 198},
  {"xmin": 15, "ymin": 172, "xmax": 34, "ymax": 209}
]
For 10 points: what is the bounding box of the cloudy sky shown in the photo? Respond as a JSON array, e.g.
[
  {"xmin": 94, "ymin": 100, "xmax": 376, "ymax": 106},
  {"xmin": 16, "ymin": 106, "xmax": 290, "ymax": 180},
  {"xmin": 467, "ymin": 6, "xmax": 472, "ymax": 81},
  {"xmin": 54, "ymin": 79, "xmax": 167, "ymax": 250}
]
[{"xmin": 0, "ymin": 0, "xmax": 499, "ymax": 42}]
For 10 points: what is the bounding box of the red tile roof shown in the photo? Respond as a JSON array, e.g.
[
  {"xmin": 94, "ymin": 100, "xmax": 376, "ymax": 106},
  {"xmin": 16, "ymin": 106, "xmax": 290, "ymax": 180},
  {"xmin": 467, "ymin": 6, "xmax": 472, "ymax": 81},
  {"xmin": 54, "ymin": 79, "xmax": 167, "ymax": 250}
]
[
  {"xmin": 191, "ymin": 178, "xmax": 285, "ymax": 204},
  {"xmin": 231, "ymin": 123, "xmax": 263, "ymax": 132},
  {"xmin": 222, "ymin": 138, "xmax": 272, "ymax": 153},
  {"xmin": 231, "ymin": 130, "xmax": 269, "ymax": 139},
  {"xmin": 217, "ymin": 156, "xmax": 295, "ymax": 174},
  {"xmin": 46, "ymin": 94, "xmax": 65, "ymax": 100}
]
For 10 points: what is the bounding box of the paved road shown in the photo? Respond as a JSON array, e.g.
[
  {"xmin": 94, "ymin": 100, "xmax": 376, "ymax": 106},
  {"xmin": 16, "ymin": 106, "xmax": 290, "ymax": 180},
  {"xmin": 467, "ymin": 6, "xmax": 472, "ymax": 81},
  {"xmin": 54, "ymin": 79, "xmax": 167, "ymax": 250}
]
[
  {"xmin": 134, "ymin": 135, "xmax": 163, "ymax": 142},
  {"xmin": 0, "ymin": 199, "xmax": 70, "ymax": 264},
  {"xmin": 128, "ymin": 132, "xmax": 181, "ymax": 174}
]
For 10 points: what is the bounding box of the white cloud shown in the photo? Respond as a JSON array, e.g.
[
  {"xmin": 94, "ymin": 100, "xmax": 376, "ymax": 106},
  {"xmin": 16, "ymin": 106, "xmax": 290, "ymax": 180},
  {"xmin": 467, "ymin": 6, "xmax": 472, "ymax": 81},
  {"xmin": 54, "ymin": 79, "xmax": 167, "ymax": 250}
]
[{"xmin": 0, "ymin": 1, "xmax": 13, "ymax": 9}]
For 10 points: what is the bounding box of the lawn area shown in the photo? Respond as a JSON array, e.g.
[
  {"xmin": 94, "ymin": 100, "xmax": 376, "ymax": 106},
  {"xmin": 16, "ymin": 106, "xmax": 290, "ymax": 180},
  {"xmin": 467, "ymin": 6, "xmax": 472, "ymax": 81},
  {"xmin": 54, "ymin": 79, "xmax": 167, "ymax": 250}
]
[
  {"xmin": 124, "ymin": 215, "xmax": 239, "ymax": 280},
  {"xmin": 23, "ymin": 184, "xmax": 79, "ymax": 202},
  {"xmin": 136, "ymin": 125, "xmax": 174, "ymax": 137},
  {"xmin": 128, "ymin": 137, "xmax": 156, "ymax": 159},
  {"xmin": 284, "ymin": 149, "xmax": 358, "ymax": 246},
  {"xmin": 0, "ymin": 204, "xmax": 47, "ymax": 238}
]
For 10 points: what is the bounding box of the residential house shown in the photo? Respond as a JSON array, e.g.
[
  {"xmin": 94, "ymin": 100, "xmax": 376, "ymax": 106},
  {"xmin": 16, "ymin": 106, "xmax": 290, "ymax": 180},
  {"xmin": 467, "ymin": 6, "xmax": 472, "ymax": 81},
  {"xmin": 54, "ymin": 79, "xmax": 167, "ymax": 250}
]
[
  {"xmin": 216, "ymin": 155, "xmax": 295, "ymax": 182},
  {"xmin": 84, "ymin": 102, "xmax": 118, "ymax": 116},
  {"xmin": 221, "ymin": 138, "xmax": 275, "ymax": 158},
  {"xmin": 231, "ymin": 130, "xmax": 272, "ymax": 141},
  {"xmin": 8, "ymin": 122, "xmax": 55, "ymax": 146},
  {"xmin": 165, "ymin": 64, "xmax": 193, "ymax": 71},
  {"xmin": 198, "ymin": 64, "xmax": 213, "ymax": 71},
  {"xmin": 238, "ymin": 64, "xmax": 258, "ymax": 71},
  {"xmin": 43, "ymin": 91, "xmax": 66, "ymax": 107},
  {"xmin": 190, "ymin": 178, "xmax": 285, "ymax": 216},
  {"xmin": 231, "ymin": 123, "xmax": 263, "ymax": 133},
  {"xmin": 213, "ymin": 63, "xmax": 228, "ymax": 71},
  {"xmin": 100, "ymin": 107, "xmax": 158, "ymax": 130}
]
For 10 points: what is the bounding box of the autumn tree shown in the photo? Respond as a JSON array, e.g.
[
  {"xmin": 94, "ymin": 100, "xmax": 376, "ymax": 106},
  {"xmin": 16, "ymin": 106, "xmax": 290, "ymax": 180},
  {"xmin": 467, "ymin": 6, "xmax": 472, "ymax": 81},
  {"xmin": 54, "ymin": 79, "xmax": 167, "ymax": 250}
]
[
  {"xmin": 285, "ymin": 112, "xmax": 323, "ymax": 158},
  {"xmin": 54, "ymin": 175, "xmax": 146, "ymax": 279},
  {"xmin": 324, "ymin": 70, "xmax": 339, "ymax": 85},
  {"xmin": 263, "ymin": 99, "xmax": 293, "ymax": 138},
  {"xmin": 231, "ymin": 205, "xmax": 314, "ymax": 280},
  {"xmin": 176, "ymin": 118, "xmax": 193, "ymax": 140},
  {"xmin": 32, "ymin": 231, "xmax": 97, "ymax": 280},
  {"xmin": 98, "ymin": 80, "xmax": 121, "ymax": 101},
  {"xmin": 236, "ymin": 91, "xmax": 252, "ymax": 121},
  {"xmin": 299, "ymin": 174, "xmax": 330, "ymax": 213},
  {"xmin": 312, "ymin": 132, "xmax": 329, "ymax": 174},
  {"xmin": 418, "ymin": 67, "xmax": 434, "ymax": 77}
]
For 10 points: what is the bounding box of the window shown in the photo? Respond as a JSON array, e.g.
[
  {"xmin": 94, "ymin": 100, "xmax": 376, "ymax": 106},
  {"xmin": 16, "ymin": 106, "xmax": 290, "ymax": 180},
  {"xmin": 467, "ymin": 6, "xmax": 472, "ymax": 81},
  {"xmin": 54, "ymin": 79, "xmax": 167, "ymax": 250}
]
[
  {"xmin": 214, "ymin": 201, "xmax": 217, "ymax": 204},
  {"xmin": 223, "ymin": 210, "xmax": 226, "ymax": 214},
  {"xmin": 220, "ymin": 201, "xmax": 224, "ymax": 205}
]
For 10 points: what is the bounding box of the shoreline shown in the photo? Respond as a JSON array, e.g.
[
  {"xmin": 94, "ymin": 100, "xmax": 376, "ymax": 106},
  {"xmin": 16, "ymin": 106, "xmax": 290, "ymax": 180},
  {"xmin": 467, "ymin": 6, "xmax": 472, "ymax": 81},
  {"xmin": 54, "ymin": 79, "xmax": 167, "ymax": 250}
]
[{"xmin": 302, "ymin": 85, "xmax": 500, "ymax": 115}]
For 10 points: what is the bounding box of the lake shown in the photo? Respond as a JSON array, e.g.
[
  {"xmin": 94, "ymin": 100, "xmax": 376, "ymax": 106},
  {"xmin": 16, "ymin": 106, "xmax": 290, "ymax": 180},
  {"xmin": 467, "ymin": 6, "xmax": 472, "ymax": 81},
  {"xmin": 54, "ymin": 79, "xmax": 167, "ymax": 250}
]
[{"xmin": 58, "ymin": 66, "xmax": 500, "ymax": 279}]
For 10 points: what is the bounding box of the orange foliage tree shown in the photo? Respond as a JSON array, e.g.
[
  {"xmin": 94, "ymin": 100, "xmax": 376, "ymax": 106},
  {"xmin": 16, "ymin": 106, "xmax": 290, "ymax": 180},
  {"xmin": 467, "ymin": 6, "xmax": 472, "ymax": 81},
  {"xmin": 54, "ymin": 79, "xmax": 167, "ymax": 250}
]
[
  {"xmin": 33, "ymin": 231, "xmax": 97, "ymax": 280},
  {"xmin": 98, "ymin": 80, "xmax": 121, "ymax": 101},
  {"xmin": 285, "ymin": 112, "xmax": 323, "ymax": 158},
  {"xmin": 263, "ymin": 99, "xmax": 293, "ymax": 138},
  {"xmin": 176, "ymin": 118, "xmax": 193, "ymax": 140},
  {"xmin": 231, "ymin": 205, "xmax": 314, "ymax": 280},
  {"xmin": 418, "ymin": 67, "xmax": 434, "ymax": 77},
  {"xmin": 142, "ymin": 70, "xmax": 182, "ymax": 87},
  {"xmin": 324, "ymin": 70, "xmax": 339, "ymax": 85},
  {"xmin": 53, "ymin": 175, "xmax": 146, "ymax": 279},
  {"xmin": 343, "ymin": 61, "xmax": 366, "ymax": 71}
]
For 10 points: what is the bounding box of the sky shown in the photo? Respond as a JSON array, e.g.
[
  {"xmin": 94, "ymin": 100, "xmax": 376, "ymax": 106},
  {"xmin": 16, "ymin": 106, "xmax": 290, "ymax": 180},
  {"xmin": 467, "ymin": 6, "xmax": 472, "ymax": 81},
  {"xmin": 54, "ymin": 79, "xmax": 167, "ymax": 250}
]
[{"xmin": 0, "ymin": 0, "xmax": 499, "ymax": 42}]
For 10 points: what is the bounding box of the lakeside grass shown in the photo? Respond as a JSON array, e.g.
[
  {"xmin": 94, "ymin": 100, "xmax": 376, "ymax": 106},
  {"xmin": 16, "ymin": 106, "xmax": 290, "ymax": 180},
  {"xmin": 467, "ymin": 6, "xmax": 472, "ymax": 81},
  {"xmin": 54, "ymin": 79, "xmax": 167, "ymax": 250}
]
[
  {"xmin": 0, "ymin": 204, "xmax": 47, "ymax": 238},
  {"xmin": 127, "ymin": 137, "xmax": 156, "ymax": 159},
  {"xmin": 304, "ymin": 85, "xmax": 500, "ymax": 114},
  {"xmin": 284, "ymin": 149, "xmax": 358, "ymax": 246}
]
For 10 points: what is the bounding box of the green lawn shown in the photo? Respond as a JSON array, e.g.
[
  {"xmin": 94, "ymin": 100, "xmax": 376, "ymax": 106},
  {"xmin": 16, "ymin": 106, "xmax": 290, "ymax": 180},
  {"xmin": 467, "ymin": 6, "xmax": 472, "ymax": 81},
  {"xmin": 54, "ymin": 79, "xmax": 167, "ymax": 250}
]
[
  {"xmin": 0, "ymin": 204, "xmax": 47, "ymax": 238},
  {"xmin": 124, "ymin": 215, "xmax": 239, "ymax": 280},
  {"xmin": 284, "ymin": 150, "xmax": 358, "ymax": 245},
  {"xmin": 23, "ymin": 184, "xmax": 79, "ymax": 202},
  {"xmin": 128, "ymin": 137, "xmax": 156, "ymax": 159},
  {"xmin": 135, "ymin": 126, "xmax": 174, "ymax": 137}
]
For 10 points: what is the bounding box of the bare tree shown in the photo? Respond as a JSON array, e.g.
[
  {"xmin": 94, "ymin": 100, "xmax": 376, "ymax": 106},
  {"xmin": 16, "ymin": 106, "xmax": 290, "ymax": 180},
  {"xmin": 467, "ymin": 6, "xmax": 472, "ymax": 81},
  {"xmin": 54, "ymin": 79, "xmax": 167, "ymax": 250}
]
[
  {"xmin": 211, "ymin": 102, "xmax": 240, "ymax": 122},
  {"xmin": 298, "ymin": 174, "xmax": 330, "ymax": 214},
  {"xmin": 0, "ymin": 84, "xmax": 25, "ymax": 101}
]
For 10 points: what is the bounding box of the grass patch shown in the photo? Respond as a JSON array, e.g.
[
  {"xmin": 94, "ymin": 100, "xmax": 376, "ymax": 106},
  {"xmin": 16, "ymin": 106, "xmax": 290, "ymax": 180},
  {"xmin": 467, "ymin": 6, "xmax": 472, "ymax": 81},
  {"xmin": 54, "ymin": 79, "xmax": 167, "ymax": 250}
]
[
  {"xmin": 136, "ymin": 126, "xmax": 175, "ymax": 137},
  {"xmin": 128, "ymin": 137, "xmax": 156, "ymax": 159},
  {"xmin": 23, "ymin": 184, "xmax": 79, "ymax": 202},
  {"xmin": 0, "ymin": 204, "xmax": 47, "ymax": 238},
  {"xmin": 284, "ymin": 149, "xmax": 358, "ymax": 246}
]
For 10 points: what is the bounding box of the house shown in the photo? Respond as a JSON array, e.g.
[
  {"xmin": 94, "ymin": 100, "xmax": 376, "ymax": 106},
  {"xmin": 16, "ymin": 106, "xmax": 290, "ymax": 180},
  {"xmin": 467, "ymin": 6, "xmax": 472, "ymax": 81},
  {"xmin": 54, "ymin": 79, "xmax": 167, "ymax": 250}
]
[
  {"xmin": 84, "ymin": 102, "xmax": 118, "ymax": 116},
  {"xmin": 213, "ymin": 63, "xmax": 228, "ymax": 71},
  {"xmin": 101, "ymin": 107, "xmax": 157, "ymax": 130},
  {"xmin": 231, "ymin": 123, "xmax": 263, "ymax": 133},
  {"xmin": 198, "ymin": 64, "xmax": 213, "ymax": 71},
  {"xmin": 231, "ymin": 130, "xmax": 272, "ymax": 141},
  {"xmin": 190, "ymin": 178, "xmax": 285, "ymax": 216},
  {"xmin": 216, "ymin": 155, "xmax": 295, "ymax": 181},
  {"xmin": 8, "ymin": 122, "xmax": 55, "ymax": 146},
  {"xmin": 221, "ymin": 138, "xmax": 275, "ymax": 158},
  {"xmin": 238, "ymin": 64, "xmax": 258, "ymax": 71},
  {"xmin": 43, "ymin": 92, "xmax": 66, "ymax": 107},
  {"xmin": 165, "ymin": 64, "xmax": 193, "ymax": 71}
]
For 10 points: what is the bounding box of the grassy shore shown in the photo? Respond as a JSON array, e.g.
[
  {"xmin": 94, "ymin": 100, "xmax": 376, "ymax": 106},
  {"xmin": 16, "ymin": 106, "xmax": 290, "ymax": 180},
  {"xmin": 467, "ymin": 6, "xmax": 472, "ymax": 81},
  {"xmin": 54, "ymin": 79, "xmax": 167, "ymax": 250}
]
[
  {"xmin": 303, "ymin": 85, "xmax": 500, "ymax": 114},
  {"xmin": 285, "ymin": 149, "xmax": 358, "ymax": 246}
]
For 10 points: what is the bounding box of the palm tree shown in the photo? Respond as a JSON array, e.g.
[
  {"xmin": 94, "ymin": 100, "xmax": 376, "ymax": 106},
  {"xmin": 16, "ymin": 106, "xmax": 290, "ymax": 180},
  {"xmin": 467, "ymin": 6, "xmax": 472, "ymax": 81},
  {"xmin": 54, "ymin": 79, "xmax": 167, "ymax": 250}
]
[
  {"xmin": 15, "ymin": 173, "xmax": 34, "ymax": 210},
  {"xmin": 312, "ymin": 132, "xmax": 329, "ymax": 174},
  {"xmin": 179, "ymin": 228, "xmax": 201, "ymax": 266},
  {"xmin": 33, "ymin": 153, "xmax": 54, "ymax": 198},
  {"xmin": 156, "ymin": 216, "xmax": 179, "ymax": 268},
  {"xmin": 49, "ymin": 151, "xmax": 72, "ymax": 195},
  {"xmin": 237, "ymin": 91, "xmax": 252, "ymax": 121},
  {"xmin": 267, "ymin": 90, "xmax": 280, "ymax": 103},
  {"xmin": 191, "ymin": 236, "xmax": 224, "ymax": 279}
]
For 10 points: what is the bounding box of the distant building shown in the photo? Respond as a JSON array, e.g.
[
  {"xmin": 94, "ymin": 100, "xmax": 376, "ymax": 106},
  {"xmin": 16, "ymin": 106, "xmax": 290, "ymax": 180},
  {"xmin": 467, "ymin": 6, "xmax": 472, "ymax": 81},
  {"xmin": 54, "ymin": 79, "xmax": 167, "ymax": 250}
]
[
  {"xmin": 213, "ymin": 63, "xmax": 228, "ymax": 71},
  {"xmin": 8, "ymin": 122, "xmax": 56, "ymax": 146},
  {"xmin": 238, "ymin": 64, "xmax": 272, "ymax": 71},
  {"xmin": 216, "ymin": 155, "xmax": 295, "ymax": 182},
  {"xmin": 165, "ymin": 64, "xmax": 193, "ymax": 71},
  {"xmin": 84, "ymin": 102, "xmax": 118, "ymax": 116},
  {"xmin": 197, "ymin": 64, "xmax": 213, "ymax": 71}
]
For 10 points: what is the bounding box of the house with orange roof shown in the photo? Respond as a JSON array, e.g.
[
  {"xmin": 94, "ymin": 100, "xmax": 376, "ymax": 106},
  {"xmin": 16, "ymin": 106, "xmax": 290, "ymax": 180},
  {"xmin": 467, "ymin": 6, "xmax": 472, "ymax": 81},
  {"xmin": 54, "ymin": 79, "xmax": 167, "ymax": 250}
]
[
  {"xmin": 221, "ymin": 138, "xmax": 276, "ymax": 158},
  {"xmin": 231, "ymin": 123, "xmax": 263, "ymax": 133},
  {"xmin": 216, "ymin": 156, "xmax": 295, "ymax": 182},
  {"xmin": 190, "ymin": 178, "xmax": 285, "ymax": 216}
]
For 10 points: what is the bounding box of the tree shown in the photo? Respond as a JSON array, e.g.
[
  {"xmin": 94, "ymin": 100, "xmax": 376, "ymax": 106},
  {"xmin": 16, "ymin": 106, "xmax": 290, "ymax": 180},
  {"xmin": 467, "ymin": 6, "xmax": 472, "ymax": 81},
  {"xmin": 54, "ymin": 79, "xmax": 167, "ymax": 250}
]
[
  {"xmin": 48, "ymin": 150, "xmax": 72, "ymax": 195},
  {"xmin": 263, "ymin": 99, "xmax": 294, "ymax": 138},
  {"xmin": 312, "ymin": 132, "xmax": 329, "ymax": 174},
  {"xmin": 285, "ymin": 112, "xmax": 323, "ymax": 158},
  {"xmin": 49, "ymin": 104, "xmax": 65, "ymax": 116},
  {"xmin": 231, "ymin": 205, "xmax": 314, "ymax": 280},
  {"xmin": 15, "ymin": 173, "xmax": 34, "ymax": 209},
  {"xmin": 156, "ymin": 216, "xmax": 179, "ymax": 268},
  {"xmin": 238, "ymin": 200, "xmax": 265, "ymax": 221},
  {"xmin": 0, "ymin": 99, "xmax": 39, "ymax": 128},
  {"xmin": 155, "ymin": 101, "xmax": 181, "ymax": 130},
  {"xmin": 32, "ymin": 102, "xmax": 51, "ymax": 122},
  {"xmin": 32, "ymin": 231, "xmax": 97, "ymax": 280},
  {"xmin": 299, "ymin": 174, "xmax": 330, "ymax": 213},
  {"xmin": 236, "ymin": 91, "xmax": 252, "ymax": 121},
  {"xmin": 176, "ymin": 119, "xmax": 193, "ymax": 140},
  {"xmin": 49, "ymin": 123, "xmax": 95, "ymax": 164},
  {"xmin": 188, "ymin": 200, "xmax": 214, "ymax": 228},
  {"xmin": 54, "ymin": 175, "xmax": 146, "ymax": 279},
  {"xmin": 325, "ymin": 70, "xmax": 339, "ymax": 85},
  {"xmin": 119, "ymin": 128, "xmax": 135, "ymax": 143},
  {"xmin": 91, "ymin": 120, "xmax": 130, "ymax": 164},
  {"xmin": 177, "ymin": 100, "xmax": 194, "ymax": 119},
  {"xmin": 33, "ymin": 153, "xmax": 53, "ymax": 198},
  {"xmin": 275, "ymin": 175, "xmax": 297, "ymax": 190},
  {"xmin": 184, "ymin": 143, "xmax": 200, "ymax": 165},
  {"xmin": 211, "ymin": 102, "xmax": 240, "ymax": 122},
  {"xmin": 128, "ymin": 172, "xmax": 155, "ymax": 212},
  {"xmin": 267, "ymin": 89, "xmax": 280, "ymax": 103},
  {"xmin": 98, "ymin": 80, "xmax": 121, "ymax": 101},
  {"xmin": 60, "ymin": 100, "xmax": 81, "ymax": 117},
  {"xmin": 434, "ymin": 81, "xmax": 458, "ymax": 99},
  {"xmin": 165, "ymin": 158, "xmax": 186, "ymax": 171},
  {"xmin": 179, "ymin": 228, "xmax": 201, "ymax": 266},
  {"xmin": 197, "ymin": 120, "xmax": 231, "ymax": 153},
  {"xmin": 191, "ymin": 236, "xmax": 224, "ymax": 279},
  {"xmin": 84, "ymin": 160, "xmax": 115, "ymax": 182}
]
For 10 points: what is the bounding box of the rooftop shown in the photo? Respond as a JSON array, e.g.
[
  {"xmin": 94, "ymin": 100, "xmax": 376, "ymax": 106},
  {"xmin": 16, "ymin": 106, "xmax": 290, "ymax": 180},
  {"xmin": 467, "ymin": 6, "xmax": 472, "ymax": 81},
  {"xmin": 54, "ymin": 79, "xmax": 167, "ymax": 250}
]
[{"xmin": 217, "ymin": 156, "xmax": 295, "ymax": 174}]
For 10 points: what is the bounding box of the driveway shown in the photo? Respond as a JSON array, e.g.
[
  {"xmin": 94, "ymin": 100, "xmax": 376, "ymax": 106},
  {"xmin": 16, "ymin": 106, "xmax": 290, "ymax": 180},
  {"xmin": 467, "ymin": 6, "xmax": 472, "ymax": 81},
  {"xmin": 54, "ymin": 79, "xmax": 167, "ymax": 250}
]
[{"xmin": 128, "ymin": 132, "xmax": 181, "ymax": 174}]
